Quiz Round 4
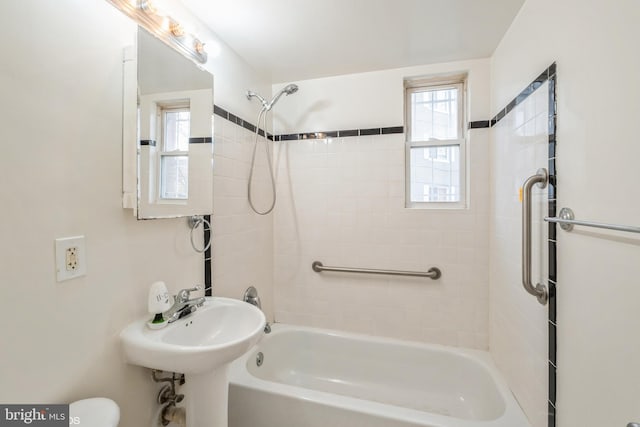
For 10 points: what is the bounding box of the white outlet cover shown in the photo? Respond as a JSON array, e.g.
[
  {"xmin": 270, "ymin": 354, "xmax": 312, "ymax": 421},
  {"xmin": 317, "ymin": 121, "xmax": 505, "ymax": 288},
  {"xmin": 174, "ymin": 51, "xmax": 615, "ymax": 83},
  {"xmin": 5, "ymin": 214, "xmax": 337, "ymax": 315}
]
[{"xmin": 55, "ymin": 236, "xmax": 87, "ymax": 282}]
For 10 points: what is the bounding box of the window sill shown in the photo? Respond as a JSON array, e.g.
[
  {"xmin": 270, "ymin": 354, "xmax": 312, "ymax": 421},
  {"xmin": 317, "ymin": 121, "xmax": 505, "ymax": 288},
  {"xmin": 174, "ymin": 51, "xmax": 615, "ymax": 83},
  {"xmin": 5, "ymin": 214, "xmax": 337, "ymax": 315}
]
[{"xmin": 405, "ymin": 201, "xmax": 468, "ymax": 210}]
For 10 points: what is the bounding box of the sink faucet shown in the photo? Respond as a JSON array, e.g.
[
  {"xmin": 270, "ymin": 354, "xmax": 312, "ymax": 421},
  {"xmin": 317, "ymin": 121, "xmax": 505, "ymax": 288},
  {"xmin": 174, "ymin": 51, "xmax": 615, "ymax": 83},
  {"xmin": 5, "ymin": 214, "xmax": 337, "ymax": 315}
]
[{"xmin": 164, "ymin": 286, "xmax": 206, "ymax": 323}]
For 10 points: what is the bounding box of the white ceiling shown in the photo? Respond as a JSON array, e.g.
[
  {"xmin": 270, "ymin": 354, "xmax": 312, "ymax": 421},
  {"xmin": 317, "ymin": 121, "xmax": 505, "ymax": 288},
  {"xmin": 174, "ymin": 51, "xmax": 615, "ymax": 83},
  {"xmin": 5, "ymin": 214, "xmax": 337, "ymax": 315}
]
[{"xmin": 180, "ymin": 0, "xmax": 525, "ymax": 84}]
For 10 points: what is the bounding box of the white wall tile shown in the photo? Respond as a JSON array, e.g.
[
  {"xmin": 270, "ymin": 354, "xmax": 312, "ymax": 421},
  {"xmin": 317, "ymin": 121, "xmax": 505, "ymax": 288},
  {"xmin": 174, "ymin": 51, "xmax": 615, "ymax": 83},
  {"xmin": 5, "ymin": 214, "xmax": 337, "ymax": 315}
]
[
  {"xmin": 489, "ymin": 84, "xmax": 549, "ymax": 427},
  {"xmin": 212, "ymin": 124, "xmax": 274, "ymax": 319},
  {"xmin": 273, "ymin": 124, "xmax": 491, "ymax": 349}
]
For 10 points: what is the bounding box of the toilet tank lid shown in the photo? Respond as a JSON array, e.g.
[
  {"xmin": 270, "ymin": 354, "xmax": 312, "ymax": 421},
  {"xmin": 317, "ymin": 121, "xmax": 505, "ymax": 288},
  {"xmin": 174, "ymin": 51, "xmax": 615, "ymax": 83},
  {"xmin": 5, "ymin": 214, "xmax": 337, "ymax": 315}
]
[{"xmin": 70, "ymin": 398, "xmax": 120, "ymax": 427}]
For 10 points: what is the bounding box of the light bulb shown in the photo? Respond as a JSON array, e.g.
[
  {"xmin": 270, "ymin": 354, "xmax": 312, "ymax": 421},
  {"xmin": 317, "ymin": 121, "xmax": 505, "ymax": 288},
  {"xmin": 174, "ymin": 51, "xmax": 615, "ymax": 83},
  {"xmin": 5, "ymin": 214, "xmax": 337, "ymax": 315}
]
[
  {"xmin": 170, "ymin": 21, "xmax": 184, "ymax": 37},
  {"xmin": 194, "ymin": 39, "xmax": 205, "ymax": 54}
]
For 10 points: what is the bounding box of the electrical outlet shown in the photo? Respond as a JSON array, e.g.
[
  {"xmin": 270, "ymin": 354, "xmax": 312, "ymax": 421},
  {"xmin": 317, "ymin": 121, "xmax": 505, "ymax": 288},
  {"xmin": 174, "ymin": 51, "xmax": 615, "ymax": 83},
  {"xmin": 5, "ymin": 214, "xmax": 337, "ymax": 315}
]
[
  {"xmin": 55, "ymin": 236, "xmax": 86, "ymax": 282},
  {"xmin": 66, "ymin": 247, "xmax": 78, "ymax": 271}
]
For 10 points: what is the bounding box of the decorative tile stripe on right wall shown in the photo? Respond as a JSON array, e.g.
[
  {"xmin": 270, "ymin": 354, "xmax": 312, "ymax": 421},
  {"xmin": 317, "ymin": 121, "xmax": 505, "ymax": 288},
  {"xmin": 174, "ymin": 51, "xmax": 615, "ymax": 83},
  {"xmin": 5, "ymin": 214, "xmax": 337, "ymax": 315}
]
[{"xmin": 490, "ymin": 63, "xmax": 557, "ymax": 427}]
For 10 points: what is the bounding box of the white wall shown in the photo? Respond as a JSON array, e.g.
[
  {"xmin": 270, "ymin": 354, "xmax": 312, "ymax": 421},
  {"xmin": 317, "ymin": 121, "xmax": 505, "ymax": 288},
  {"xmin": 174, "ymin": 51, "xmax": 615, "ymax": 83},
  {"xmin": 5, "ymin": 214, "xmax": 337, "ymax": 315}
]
[
  {"xmin": 157, "ymin": 0, "xmax": 271, "ymax": 120},
  {"xmin": 272, "ymin": 59, "xmax": 491, "ymax": 133},
  {"xmin": 491, "ymin": 0, "xmax": 640, "ymax": 425},
  {"xmin": 0, "ymin": 1, "xmax": 269, "ymax": 426},
  {"xmin": 490, "ymin": 83, "xmax": 550, "ymax": 427},
  {"xmin": 272, "ymin": 60, "xmax": 492, "ymax": 349}
]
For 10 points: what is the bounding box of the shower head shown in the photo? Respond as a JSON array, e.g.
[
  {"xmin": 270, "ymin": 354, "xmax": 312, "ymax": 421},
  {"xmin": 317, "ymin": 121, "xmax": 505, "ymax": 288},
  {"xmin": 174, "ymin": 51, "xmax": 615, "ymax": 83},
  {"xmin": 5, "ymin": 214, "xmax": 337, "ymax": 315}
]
[
  {"xmin": 246, "ymin": 83, "xmax": 299, "ymax": 112},
  {"xmin": 265, "ymin": 83, "xmax": 299, "ymax": 111},
  {"xmin": 282, "ymin": 84, "xmax": 299, "ymax": 95}
]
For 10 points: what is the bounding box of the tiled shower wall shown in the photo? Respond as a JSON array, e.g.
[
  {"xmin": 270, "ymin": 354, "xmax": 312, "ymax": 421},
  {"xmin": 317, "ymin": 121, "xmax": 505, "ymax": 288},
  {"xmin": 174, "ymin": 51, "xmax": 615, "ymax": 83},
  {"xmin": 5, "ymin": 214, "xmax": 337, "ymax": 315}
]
[
  {"xmin": 490, "ymin": 81, "xmax": 550, "ymax": 427},
  {"xmin": 211, "ymin": 114, "xmax": 274, "ymax": 319},
  {"xmin": 272, "ymin": 130, "xmax": 491, "ymax": 349}
]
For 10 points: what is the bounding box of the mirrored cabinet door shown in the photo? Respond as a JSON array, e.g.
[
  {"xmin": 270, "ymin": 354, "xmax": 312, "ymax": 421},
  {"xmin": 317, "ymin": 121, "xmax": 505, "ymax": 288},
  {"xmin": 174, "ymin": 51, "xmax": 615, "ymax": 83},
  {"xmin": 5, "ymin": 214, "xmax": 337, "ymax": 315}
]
[{"xmin": 123, "ymin": 27, "xmax": 213, "ymax": 219}]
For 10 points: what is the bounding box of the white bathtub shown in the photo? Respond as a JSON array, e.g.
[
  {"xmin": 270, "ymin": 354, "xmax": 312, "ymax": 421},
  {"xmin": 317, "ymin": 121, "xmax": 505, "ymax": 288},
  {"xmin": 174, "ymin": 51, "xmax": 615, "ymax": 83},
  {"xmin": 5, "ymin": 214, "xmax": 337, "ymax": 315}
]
[{"xmin": 229, "ymin": 324, "xmax": 530, "ymax": 427}]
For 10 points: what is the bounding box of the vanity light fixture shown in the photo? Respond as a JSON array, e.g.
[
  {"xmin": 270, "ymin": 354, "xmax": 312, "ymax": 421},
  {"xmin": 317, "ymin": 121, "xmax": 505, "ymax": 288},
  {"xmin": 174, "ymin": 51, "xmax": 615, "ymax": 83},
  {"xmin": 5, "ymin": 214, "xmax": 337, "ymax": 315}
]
[
  {"xmin": 106, "ymin": 0, "xmax": 208, "ymax": 64},
  {"xmin": 139, "ymin": 0, "xmax": 157, "ymax": 14}
]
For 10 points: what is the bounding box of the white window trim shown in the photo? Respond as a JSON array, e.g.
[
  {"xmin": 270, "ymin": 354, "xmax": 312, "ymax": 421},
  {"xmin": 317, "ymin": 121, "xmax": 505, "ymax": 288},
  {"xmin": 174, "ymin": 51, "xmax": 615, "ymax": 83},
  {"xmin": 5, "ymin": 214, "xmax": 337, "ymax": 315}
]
[
  {"xmin": 157, "ymin": 104, "xmax": 189, "ymax": 203},
  {"xmin": 404, "ymin": 80, "xmax": 468, "ymax": 209}
]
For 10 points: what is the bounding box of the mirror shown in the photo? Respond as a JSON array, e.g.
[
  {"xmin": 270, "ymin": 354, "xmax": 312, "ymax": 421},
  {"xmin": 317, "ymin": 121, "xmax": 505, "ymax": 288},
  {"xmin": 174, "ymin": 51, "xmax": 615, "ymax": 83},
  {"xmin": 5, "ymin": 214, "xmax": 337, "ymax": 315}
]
[{"xmin": 124, "ymin": 27, "xmax": 213, "ymax": 219}]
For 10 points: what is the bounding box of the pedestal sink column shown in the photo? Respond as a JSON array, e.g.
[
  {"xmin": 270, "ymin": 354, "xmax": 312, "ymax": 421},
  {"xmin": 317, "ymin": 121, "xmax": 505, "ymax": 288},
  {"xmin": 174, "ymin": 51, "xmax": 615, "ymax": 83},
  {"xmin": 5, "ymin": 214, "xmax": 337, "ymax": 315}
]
[{"xmin": 183, "ymin": 365, "xmax": 230, "ymax": 427}]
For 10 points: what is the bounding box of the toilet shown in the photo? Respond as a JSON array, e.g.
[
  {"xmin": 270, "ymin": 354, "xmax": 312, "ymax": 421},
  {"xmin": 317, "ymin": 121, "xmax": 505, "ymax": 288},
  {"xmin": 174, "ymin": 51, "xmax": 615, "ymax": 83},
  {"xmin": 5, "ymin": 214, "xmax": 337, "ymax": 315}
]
[{"xmin": 69, "ymin": 398, "xmax": 120, "ymax": 427}]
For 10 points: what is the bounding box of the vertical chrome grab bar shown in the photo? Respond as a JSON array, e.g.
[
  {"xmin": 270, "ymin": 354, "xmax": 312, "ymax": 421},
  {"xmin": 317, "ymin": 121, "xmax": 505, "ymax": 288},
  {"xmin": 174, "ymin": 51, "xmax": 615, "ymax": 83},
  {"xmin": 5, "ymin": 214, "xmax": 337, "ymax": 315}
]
[{"xmin": 522, "ymin": 168, "xmax": 549, "ymax": 305}]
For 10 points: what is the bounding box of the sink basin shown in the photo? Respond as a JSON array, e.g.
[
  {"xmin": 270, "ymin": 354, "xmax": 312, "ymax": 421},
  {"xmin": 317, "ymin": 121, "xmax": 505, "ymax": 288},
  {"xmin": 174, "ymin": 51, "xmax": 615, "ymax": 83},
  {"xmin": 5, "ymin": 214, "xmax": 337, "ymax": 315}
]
[{"xmin": 120, "ymin": 297, "xmax": 265, "ymax": 374}]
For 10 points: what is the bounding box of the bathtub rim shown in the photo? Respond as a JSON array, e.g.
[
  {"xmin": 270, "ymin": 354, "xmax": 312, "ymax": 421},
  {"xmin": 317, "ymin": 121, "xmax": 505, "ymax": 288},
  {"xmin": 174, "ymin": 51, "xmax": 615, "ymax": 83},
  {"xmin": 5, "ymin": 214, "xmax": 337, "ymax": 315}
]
[{"xmin": 229, "ymin": 323, "xmax": 531, "ymax": 427}]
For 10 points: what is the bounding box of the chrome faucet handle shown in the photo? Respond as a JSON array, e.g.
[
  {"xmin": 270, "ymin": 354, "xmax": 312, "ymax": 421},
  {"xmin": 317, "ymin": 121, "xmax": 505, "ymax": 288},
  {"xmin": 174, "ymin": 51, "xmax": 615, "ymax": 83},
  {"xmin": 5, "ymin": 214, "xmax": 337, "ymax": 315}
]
[{"xmin": 176, "ymin": 285, "xmax": 202, "ymax": 302}]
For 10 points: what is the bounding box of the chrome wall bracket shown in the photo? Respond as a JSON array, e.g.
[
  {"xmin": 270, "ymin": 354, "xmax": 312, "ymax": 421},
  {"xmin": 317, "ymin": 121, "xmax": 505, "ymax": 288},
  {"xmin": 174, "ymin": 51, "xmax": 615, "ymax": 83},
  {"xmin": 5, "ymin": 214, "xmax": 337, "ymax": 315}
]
[
  {"xmin": 557, "ymin": 207, "xmax": 575, "ymax": 231},
  {"xmin": 545, "ymin": 207, "xmax": 640, "ymax": 234}
]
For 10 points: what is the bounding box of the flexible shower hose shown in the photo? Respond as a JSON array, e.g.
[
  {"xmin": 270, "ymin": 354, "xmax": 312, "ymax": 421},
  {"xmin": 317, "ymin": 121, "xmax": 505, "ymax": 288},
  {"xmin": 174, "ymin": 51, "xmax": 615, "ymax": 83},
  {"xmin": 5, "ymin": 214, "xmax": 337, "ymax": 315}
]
[{"xmin": 248, "ymin": 107, "xmax": 277, "ymax": 215}]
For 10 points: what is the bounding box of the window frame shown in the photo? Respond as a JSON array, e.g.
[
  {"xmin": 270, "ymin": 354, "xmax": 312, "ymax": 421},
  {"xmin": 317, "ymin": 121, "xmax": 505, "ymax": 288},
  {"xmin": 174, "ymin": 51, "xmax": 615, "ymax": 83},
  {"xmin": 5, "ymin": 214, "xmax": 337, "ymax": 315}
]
[
  {"xmin": 404, "ymin": 78, "xmax": 467, "ymax": 209},
  {"xmin": 157, "ymin": 104, "xmax": 190, "ymax": 202}
]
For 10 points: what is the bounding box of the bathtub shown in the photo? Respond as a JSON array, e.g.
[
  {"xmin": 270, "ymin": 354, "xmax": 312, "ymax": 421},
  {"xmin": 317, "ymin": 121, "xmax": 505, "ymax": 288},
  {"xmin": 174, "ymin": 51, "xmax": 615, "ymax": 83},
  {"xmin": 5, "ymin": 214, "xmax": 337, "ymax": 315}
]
[{"xmin": 228, "ymin": 324, "xmax": 530, "ymax": 427}]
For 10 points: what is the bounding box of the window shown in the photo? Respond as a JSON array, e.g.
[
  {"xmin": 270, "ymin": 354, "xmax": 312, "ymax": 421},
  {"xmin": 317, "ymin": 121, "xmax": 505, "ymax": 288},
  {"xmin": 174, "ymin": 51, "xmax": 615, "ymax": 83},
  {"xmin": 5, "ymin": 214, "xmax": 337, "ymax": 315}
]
[
  {"xmin": 159, "ymin": 107, "xmax": 190, "ymax": 200},
  {"xmin": 405, "ymin": 78, "xmax": 466, "ymax": 208}
]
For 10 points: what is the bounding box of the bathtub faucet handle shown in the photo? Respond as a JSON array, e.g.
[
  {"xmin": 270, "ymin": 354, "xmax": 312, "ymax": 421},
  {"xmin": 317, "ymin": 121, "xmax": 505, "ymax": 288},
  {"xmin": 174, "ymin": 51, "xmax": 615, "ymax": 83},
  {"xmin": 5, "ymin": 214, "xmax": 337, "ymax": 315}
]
[{"xmin": 243, "ymin": 286, "xmax": 261, "ymax": 309}]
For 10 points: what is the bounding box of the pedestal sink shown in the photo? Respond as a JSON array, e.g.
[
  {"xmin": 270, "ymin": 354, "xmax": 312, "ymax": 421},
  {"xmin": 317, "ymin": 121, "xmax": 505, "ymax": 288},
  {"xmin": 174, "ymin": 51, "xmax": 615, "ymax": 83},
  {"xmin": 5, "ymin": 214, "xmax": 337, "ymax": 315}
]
[{"xmin": 120, "ymin": 297, "xmax": 265, "ymax": 427}]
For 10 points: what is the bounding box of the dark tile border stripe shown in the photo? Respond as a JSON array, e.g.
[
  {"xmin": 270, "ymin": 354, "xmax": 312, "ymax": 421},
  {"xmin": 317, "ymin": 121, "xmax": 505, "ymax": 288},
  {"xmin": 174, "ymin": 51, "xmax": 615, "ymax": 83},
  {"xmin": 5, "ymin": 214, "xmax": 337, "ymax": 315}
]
[
  {"xmin": 203, "ymin": 214, "xmax": 212, "ymax": 297},
  {"xmin": 213, "ymin": 104, "xmax": 228, "ymax": 120},
  {"xmin": 188, "ymin": 137, "xmax": 212, "ymax": 144},
  {"xmin": 547, "ymin": 65, "xmax": 558, "ymax": 427},
  {"xmin": 275, "ymin": 126, "xmax": 405, "ymax": 141},
  {"xmin": 215, "ymin": 102, "xmax": 489, "ymax": 138},
  {"xmin": 141, "ymin": 138, "xmax": 211, "ymax": 145},
  {"xmin": 338, "ymin": 129, "xmax": 358, "ymax": 137},
  {"xmin": 469, "ymin": 120, "xmax": 490, "ymax": 129},
  {"xmin": 213, "ymin": 104, "xmax": 273, "ymax": 140},
  {"xmin": 360, "ymin": 128, "xmax": 381, "ymax": 136},
  {"xmin": 213, "ymin": 104, "xmax": 406, "ymax": 141},
  {"xmin": 491, "ymin": 63, "xmax": 557, "ymax": 127},
  {"xmin": 382, "ymin": 126, "xmax": 404, "ymax": 134},
  {"xmin": 215, "ymin": 103, "xmax": 495, "ymax": 139}
]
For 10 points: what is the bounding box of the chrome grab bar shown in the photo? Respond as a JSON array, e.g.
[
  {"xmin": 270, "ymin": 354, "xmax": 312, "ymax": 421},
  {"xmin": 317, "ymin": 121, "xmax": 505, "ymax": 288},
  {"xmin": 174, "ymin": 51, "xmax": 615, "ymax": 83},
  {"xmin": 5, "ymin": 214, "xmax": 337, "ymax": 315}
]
[
  {"xmin": 522, "ymin": 168, "xmax": 549, "ymax": 305},
  {"xmin": 312, "ymin": 261, "xmax": 441, "ymax": 279},
  {"xmin": 545, "ymin": 207, "xmax": 640, "ymax": 234}
]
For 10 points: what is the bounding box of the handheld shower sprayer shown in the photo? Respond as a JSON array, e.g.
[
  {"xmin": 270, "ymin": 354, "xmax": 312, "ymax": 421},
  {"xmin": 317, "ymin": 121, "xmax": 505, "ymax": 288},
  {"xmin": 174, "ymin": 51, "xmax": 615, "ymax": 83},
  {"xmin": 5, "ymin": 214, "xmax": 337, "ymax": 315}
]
[{"xmin": 265, "ymin": 84, "xmax": 298, "ymax": 111}]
